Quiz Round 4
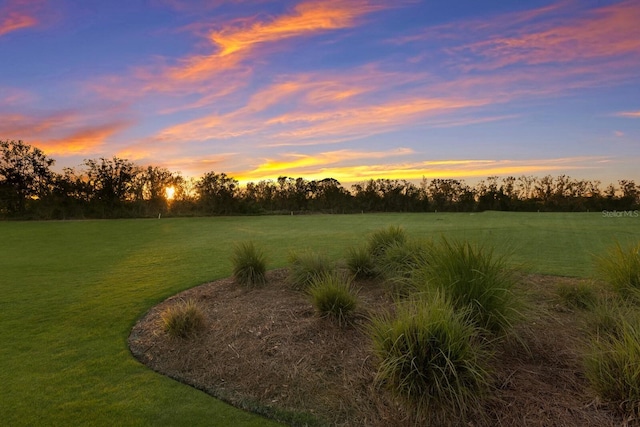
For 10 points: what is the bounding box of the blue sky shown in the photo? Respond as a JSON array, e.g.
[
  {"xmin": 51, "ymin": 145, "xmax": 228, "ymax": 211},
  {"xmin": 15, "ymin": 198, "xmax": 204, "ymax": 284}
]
[{"xmin": 1, "ymin": 0, "xmax": 639, "ymax": 185}]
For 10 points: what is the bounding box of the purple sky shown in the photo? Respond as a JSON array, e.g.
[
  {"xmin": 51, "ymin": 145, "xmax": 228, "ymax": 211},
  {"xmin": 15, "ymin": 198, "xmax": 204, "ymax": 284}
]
[{"xmin": 1, "ymin": 0, "xmax": 639, "ymax": 185}]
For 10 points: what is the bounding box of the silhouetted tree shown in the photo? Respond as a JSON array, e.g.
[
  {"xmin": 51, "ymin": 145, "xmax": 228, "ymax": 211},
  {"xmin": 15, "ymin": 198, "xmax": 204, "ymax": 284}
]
[
  {"xmin": 0, "ymin": 140, "xmax": 55, "ymax": 216},
  {"xmin": 425, "ymin": 179, "xmax": 473, "ymax": 211},
  {"xmin": 309, "ymin": 178, "xmax": 353, "ymax": 213},
  {"xmin": 619, "ymin": 180, "xmax": 639, "ymax": 209},
  {"xmin": 131, "ymin": 166, "xmax": 181, "ymax": 216},
  {"xmin": 84, "ymin": 157, "xmax": 139, "ymax": 217},
  {"xmin": 196, "ymin": 171, "xmax": 238, "ymax": 214}
]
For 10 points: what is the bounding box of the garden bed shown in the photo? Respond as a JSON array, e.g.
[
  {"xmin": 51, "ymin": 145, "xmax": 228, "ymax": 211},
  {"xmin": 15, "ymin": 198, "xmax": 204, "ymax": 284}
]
[{"xmin": 129, "ymin": 270, "xmax": 623, "ymax": 426}]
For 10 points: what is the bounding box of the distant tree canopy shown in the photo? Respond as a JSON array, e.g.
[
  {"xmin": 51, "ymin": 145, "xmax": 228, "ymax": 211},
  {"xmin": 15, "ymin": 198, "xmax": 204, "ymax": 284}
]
[{"xmin": 1, "ymin": 140, "xmax": 639, "ymax": 219}]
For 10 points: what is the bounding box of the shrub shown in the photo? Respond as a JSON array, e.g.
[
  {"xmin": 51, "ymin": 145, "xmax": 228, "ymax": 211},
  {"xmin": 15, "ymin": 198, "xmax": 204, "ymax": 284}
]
[
  {"xmin": 345, "ymin": 245, "xmax": 376, "ymax": 279},
  {"xmin": 161, "ymin": 298, "xmax": 206, "ymax": 338},
  {"xmin": 366, "ymin": 225, "xmax": 407, "ymax": 259},
  {"xmin": 287, "ymin": 249, "xmax": 334, "ymax": 290},
  {"xmin": 231, "ymin": 241, "xmax": 267, "ymax": 286},
  {"xmin": 584, "ymin": 317, "xmax": 640, "ymax": 417},
  {"xmin": 308, "ymin": 273, "xmax": 358, "ymax": 325},
  {"xmin": 596, "ymin": 241, "xmax": 640, "ymax": 299},
  {"xmin": 556, "ymin": 282, "xmax": 597, "ymax": 310},
  {"xmin": 369, "ymin": 293, "xmax": 489, "ymax": 424},
  {"xmin": 412, "ymin": 238, "xmax": 518, "ymax": 334}
]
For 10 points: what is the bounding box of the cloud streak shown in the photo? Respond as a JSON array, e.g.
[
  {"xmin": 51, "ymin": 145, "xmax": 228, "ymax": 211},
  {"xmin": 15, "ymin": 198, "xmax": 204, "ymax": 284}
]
[
  {"xmin": 616, "ymin": 111, "xmax": 640, "ymax": 118},
  {"xmin": 138, "ymin": 0, "xmax": 389, "ymax": 93},
  {"xmin": 0, "ymin": 11, "xmax": 36, "ymax": 36},
  {"xmin": 0, "ymin": 0, "xmax": 46, "ymax": 37},
  {"xmin": 210, "ymin": 0, "xmax": 383, "ymax": 57},
  {"xmin": 233, "ymin": 154, "xmax": 611, "ymax": 185},
  {"xmin": 0, "ymin": 111, "xmax": 132, "ymax": 155}
]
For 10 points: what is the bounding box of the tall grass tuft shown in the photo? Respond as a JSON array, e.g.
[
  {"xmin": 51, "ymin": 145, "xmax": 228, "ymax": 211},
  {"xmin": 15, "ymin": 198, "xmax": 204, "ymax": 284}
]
[
  {"xmin": 584, "ymin": 316, "xmax": 640, "ymax": 417},
  {"xmin": 412, "ymin": 238, "xmax": 518, "ymax": 334},
  {"xmin": 369, "ymin": 293, "xmax": 489, "ymax": 424},
  {"xmin": 308, "ymin": 272, "xmax": 358, "ymax": 325},
  {"xmin": 161, "ymin": 298, "xmax": 206, "ymax": 338},
  {"xmin": 231, "ymin": 241, "xmax": 267, "ymax": 287},
  {"xmin": 596, "ymin": 241, "xmax": 640, "ymax": 299},
  {"xmin": 287, "ymin": 249, "xmax": 335, "ymax": 290},
  {"xmin": 376, "ymin": 239, "xmax": 431, "ymax": 279},
  {"xmin": 345, "ymin": 244, "xmax": 377, "ymax": 279},
  {"xmin": 366, "ymin": 225, "xmax": 407, "ymax": 259}
]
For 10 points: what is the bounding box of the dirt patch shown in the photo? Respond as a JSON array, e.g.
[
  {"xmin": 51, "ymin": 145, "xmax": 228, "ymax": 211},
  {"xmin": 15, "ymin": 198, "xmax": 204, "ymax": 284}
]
[{"xmin": 129, "ymin": 271, "xmax": 627, "ymax": 426}]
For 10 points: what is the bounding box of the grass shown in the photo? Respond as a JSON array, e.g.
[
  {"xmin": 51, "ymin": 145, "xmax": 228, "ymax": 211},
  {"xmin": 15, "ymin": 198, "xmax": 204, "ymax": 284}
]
[
  {"xmin": 596, "ymin": 241, "xmax": 640, "ymax": 298},
  {"xmin": 556, "ymin": 282, "xmax": 598, "ymax": 310},
  {"xmin": 162, "ymin": 298, "xmax": 206, "ymax": 338},
  {"xmin": 345, "ymin": 244, "xmax": 377, "ymax": 279},
  {"xmin": 585, "ymin": 316, "xmax": 640, "ymax": 417},
  {"xmin": 308, "ymin": 273, "xmax": 358, "ymax": 324},
  {"xmin": 366, "ymin": 225, "xmax": 407, "ymax": 258},
  {"xmin": 287, "ymin": 249, "xmax": 335, "ymax": 290},
  {"xmin": 412, "ymin": 238, "xmax": 519, "ymax": 334},
  {"xmin": 376, "ymin": 239, "xmax": 432, "ymax": 279},
  {"xmin": 0, "ymin": 212, "xmax": 639, "ymax": 425},
  {"xmin": 369, "ymin": 292, "xmax": 489, "ymax": 424},
  {"xmin": 231, "ymin": 241, "xmax": 267, "ymax": 286}
]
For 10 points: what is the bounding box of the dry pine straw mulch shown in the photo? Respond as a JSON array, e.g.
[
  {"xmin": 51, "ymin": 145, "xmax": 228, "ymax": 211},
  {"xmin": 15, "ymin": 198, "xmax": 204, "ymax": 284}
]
[{"xmin": 129, "ymin": 270, "xmax": 630, "ymax": 426}]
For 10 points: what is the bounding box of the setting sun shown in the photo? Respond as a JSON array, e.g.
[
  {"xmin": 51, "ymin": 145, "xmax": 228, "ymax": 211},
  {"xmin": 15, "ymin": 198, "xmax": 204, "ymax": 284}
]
[{"xmin": 165, "ymin": 186, "xmax": 176, "ymax": 200}]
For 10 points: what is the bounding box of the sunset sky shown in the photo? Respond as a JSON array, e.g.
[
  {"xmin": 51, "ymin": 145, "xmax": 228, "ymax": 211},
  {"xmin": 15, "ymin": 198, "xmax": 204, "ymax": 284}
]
[{"xmin": 1, "ymin": 0, "xmax": 639, "ymax": 186}]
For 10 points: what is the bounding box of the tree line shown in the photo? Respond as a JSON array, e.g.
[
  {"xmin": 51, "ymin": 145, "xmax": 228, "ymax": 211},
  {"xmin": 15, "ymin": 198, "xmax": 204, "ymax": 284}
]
[{"xmin": 1, "ymin": 139, "xmax": 639, "ymax": 219}]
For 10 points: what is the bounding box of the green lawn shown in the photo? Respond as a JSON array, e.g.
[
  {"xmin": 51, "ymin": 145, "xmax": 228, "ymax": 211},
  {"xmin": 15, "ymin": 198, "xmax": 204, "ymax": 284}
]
[{"xmin": 1, "ymin": 212, "xmax": 638, "ymax": 425}]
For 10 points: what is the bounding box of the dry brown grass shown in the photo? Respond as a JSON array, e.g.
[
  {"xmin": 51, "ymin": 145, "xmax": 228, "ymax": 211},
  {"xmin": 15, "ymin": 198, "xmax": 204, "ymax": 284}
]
[{"xmin": 129, "ymin": 271, "xmax": 626, "ymax": 426}]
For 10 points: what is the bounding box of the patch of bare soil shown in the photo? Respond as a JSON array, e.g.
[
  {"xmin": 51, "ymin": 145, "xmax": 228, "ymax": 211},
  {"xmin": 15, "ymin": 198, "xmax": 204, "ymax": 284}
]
[{"xmin": 129, "ymin": 271, "xmax": 627, "ymax": 426}]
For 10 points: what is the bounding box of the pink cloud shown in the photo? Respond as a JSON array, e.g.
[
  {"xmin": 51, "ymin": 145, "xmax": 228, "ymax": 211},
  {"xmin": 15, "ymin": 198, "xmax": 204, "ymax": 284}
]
[
  {"xmin": 0, "ymin": 0, "xmax": 49, "ymax": 37},
  {"xmin": 0, "ymin": 111, "xmax": 132, "ymax": 156},
  {"xmin": 0, "ymin": 12, "xmax": 36, "ymax": 36},
  {"xmin": 447, "ymin": 1, "xmax": 640, "ymax": 70},
  {"xmin": 616, "ymin": 111, "xmax": 640, "ymax": 118}
]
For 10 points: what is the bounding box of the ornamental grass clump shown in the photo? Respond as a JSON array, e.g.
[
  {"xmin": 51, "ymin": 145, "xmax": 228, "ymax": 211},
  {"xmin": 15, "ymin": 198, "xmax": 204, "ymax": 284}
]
[
  {"xmin": 308, "ymin": 272, "xmax": 358, "ymax": 325},
  {"xmin": 376, "ymin": 239, "xmax": 431, "ymax": 280},
  {"xmin": 413, "ymin": 238, "xmax": 518, "ymax": 334},
  {"xmin": 584, "ymin": 316, "xmax": 640, "ymax": 418},
  {"xmin": 161, "ymin": 298, "xmax": 206, "ymax": 338},
  {"xmin": 366, "ymin": 225, "xmax": 407, "ymax": 259},
  {"xmin": 369, "ymin": 293, "xmax": 489, "ymax": 424},
  {"xmin": 591, "ymin": 297, "xmax": 640, "ymax": 338},
  {"xmin": 345, "ymin": 244, "xmax": 377, "ymax": 279},
  {"xmin": 287, "ymin": 249, "xmax": 334, "ymax": 290},
  {"xmin": 231, "ymin": 241, "xmax": 267, "ymax": 287},
  {"xmin": 596, "ymin": 241, "xmax": 640, "ymax": 300}
]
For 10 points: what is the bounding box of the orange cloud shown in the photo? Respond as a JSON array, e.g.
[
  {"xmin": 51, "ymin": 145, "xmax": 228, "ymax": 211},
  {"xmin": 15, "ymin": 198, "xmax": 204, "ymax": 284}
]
[
  {"xmin": 0, "ymin": 12, "xmax": 36, "ymax": 36},
  {"xmin": 248, "ymin": 148, "xmax": 414, "ymax": 176},
  {"xmin": 210, "ymin": 0, "xmax": 381, "ymax": 57},
  {"xmin": 264, "ymin": 96, "xmax": 489, "ymax": 144},
  {"xmin": 0, "ymin": 111, "xmax": 132, "ymax": 156},
  {"xmin": 616, "ymin": 111, "xmax": 640, "ymax": 118},
  {"xmin": 0, "ymin": 0, "xmax": 47, "ymax": 37},
  {"xmin": 151, "ymin": 93, "xmax": 488, "ymax": 147},
  {"xmin": 139, "ymin": 0, "xmax": 389, "ymax": 93},
  {"xmin": 35, "ymin": 122, "xmax": 132, "ymax": 155},
  {"xmin": 233, "ymin": 155, "xmax": 610, "ymax": 185}
]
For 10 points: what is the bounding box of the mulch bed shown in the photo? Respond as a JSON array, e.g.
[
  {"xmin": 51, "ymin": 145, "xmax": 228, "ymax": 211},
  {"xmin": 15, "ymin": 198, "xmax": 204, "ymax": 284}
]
[{"xmin": 129, "ymin": 270, "xmax": 628, "ymax": 426}]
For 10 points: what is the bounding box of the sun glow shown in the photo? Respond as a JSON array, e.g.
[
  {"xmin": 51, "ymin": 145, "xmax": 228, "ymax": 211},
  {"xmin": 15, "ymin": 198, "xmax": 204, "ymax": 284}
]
[{"xmin": 165, "ymin": 186, "xmax": 176, "ymax": 200}]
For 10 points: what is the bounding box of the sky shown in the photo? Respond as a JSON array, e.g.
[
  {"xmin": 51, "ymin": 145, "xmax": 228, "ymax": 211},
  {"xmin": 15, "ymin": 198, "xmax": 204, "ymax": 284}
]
[{"xmin": 1, "ymin": 0, "xmax": 639, "ymax": 186}]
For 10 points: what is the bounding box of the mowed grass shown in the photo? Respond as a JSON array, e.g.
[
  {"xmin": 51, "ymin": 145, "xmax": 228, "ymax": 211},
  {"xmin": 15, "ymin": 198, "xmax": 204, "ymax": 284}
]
[{"xmin": 0, "ymin": 212, "xmax": 638, "ymax": 425}]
